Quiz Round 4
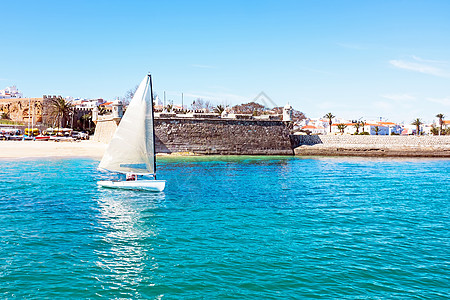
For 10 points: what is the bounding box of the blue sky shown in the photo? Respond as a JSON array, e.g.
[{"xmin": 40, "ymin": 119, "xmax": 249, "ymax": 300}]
[{"xmin": 1, "ymin": 0, "xmax": 450, "ymax": 123}]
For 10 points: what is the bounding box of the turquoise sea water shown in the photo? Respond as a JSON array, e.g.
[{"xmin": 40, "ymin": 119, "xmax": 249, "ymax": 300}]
[{"xmin": 0, "ymin": 156, "xmax": 449, "ymax": 299}]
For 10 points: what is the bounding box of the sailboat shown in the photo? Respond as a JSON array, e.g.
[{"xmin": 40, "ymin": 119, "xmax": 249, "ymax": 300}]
[{"xmin": 97, "ymin": 74, "xmax": 166, "ymax": 192}]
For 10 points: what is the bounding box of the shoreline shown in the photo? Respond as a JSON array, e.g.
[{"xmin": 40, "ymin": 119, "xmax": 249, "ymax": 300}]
[
  {"xmin": 294, "ymin": 145, "xmax": 450, "ymax": 158},
  {"xmin": 2, "ymin": 140, "xmax": 450, "ymax": 160}
]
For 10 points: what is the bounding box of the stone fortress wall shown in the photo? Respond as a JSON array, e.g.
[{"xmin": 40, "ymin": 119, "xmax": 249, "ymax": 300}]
[
  {"xmin": 292, "ymin": 135, "xmax": 450, "ymax": 157},
  {"xmin": 155, "ymin": 118, "xmax": 293, "ymax": 155},
  {"xmin": 291, "ymin": 135, "xmax": 450, "ymax": 147},
  {"xmin": 93, "ymin": 116, "xmax": 294, "ymax": 155},
  {"xmin": 0, "ymin": 98, "xmax": 45, "ymax": 123},
  {"xmin": 0, "ymin": 96, "xmax": 65, "ymax": 126}
]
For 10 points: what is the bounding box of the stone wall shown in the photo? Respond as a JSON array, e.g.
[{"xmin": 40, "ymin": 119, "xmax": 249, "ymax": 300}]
[
  {"xmin": 291, "ymin": 135, "xmax": 450, "ymax": 147},
  {"xmin": 0, "ymin": 97, "xmax": 55, "ymax": 126},
  {"xmin": 0, "ymin": 98, "xmax": 43, "ymax": 122},
  {"xmin": 292, "ymin": 135, "xmax": 450, "ymax": 157},
  {"xmin": 155, "ymin": 118, "xmax": 293, "ymax": 155},
  {"xmin": 92, "ymin": 119, "xmax": 118, "ymax": 143},
  {"xmin": 93, "ymin": 117, "xmax": 293, "ymax": 155}
]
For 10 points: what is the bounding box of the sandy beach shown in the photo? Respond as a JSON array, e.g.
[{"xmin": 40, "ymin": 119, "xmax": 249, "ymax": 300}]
[{"xmin": 0, "ymin": 140, "xmax": 108, "ymax": 159}]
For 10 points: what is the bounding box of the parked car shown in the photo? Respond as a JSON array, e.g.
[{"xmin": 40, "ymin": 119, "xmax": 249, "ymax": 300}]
[{"xmin": 72, "ymin": 131, "xmax": 89, "ymax": 140}]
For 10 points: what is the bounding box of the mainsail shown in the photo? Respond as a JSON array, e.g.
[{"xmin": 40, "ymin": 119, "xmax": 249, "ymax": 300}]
[{"xmin": 99, "ymin": 74, "xmax": 156, "ymax": 174}]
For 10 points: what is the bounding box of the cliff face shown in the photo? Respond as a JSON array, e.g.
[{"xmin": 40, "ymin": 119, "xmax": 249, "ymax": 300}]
[{"xmin": 155, "ymin": 118, "xmax": 294, "ymax": 155}]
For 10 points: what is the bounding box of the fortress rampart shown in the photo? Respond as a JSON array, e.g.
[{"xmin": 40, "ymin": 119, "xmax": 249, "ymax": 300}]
[
  {"xmin": 0, "ymin": 96, "xmax": 58, "ymax": 126},
  {"xmin": 292, "ymin": 135, "xmax": 450, "ymax": 157},
  {"xmin": 291, "ymin": 135, "xmax": 450, "ymax": 147},
  {"xmin": 155, "ymin": 118, "xmax": 293, "ymax": 155},
  {"xmin": 93, "ymin": 116, "xmax": 294, "ymax": 155}
]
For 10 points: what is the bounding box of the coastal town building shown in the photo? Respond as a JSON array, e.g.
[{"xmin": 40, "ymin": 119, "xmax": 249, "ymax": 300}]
[
  {"xmin": 0, "ymin": 86, "xmax": 23, "ymax": 99},
  {"xmin": 300, "ymin": 125, "xmax": 326, "ymax": 135},
  {"xmin": 439, "ymin": 120, "xmax": 450, "ymax": 129},
  {"xmin": 325, "ymin": 120, "xmax": 403, "ymax": 135},
  {"xmin": 297, "ymin": 118, "xmax": 329, "ymax": 134},
  {"xmin": 70, "ymin": 98, "xmax": 105, "ymax": 109}
]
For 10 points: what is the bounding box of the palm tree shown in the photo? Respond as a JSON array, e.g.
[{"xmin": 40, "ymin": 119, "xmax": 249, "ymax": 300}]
[
  {"xmin": 97, "ymin": 105, "xmax": 108, "ymax": 115},
  {"xmin": 324, "ymin": 112, "xmax": 335, "ymax": 133},
  {"xmin": 374, "ymin": 126, "xmax": 380, "ymax": 135},
  {"xmin": 49, "ymin": 96, "xmax": 73, "ymax": 128},
  {"xmin": 411, "ymin": 118, "xmax": 423, "ymax": 136},
  {"xmin": 353, "ymin": 122, "xmax": 361, "ymax": 134},
  {"xmin": 360, "ymin": 121, "xmax": 366, "ymax": 133},
  {"xmin": 81, "ymin": 113, "xmax": 92, "ymax": 131},
  {"xmin": 436, "ymin": 113, "xmax": 445, "ymax": 135},
  {"xmin": 214, "ymin": 105, "xmax": 226, "ymax": 115},
  {"xmin": 165, "ymin": 104, "xmax": 173, "ymax": 112},
  {"xmin": 337, "ymin": 124, "xmax": 347, "ymax": 134}
]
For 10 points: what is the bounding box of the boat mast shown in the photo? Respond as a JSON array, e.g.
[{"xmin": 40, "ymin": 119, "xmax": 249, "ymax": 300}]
[{"xmin": 149, "ymin": 73, "xmax": 157, "ymax": 179}]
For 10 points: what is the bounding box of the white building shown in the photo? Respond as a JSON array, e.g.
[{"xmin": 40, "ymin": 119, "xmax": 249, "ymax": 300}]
[
  {"xmin": 298, "ymin": 118, "xmax": 330, "ymax": 134},
  {"xmin": 403, "ymin": 124, "xmax": 423, "ymax": 135},
  {"xmin": 329, "ymin": 121, "xmax": 402, "ymax": 135},
  {"xmin": 300, "ymin": 124, "xmax": 327, "ymax": 134},
  {"xmin": 0, "ymin": 86, "xmax": 23, "ymax": 99},
  {"xmin": 71, "ymin": 98, "xmax": 105, "ymax": 109}
]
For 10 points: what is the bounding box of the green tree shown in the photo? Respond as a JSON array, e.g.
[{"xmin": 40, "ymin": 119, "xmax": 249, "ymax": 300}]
[
  {"xmin": 232, "ymin": 102, "xmax": 266, "ymax": 116},
  {"xmin": 49, "ymin": 96, "xmax": 73, "ymax": 128},
  {"xmin": 430, "ymin": 125, "xmax": 440, "ymax": 136},
  {"xmin": 337, "ymin": 123, "xmax": 347, "ymax": 134},
  {"xmin": 436, "ymin": 113, "xmax": 445, "ymax": 135},
  {"xmin": 324, "ymin": 112, "xmax": 335, "ymax": 133},
  {"xmin": 214, "ymin": 104, "xmax": 226, "ymax": 115},
  {"xmin": 165, "ymin": 104, "xmax": 173, "ymax": 112},
  {"xmin": 353, "ymin": 122, "xmax": 361, "ymax": 134},
  {"xmin": 374, "ymin": 126, "xmax": 380, "ymax": 135},
  {"xmin": 81, "ymin": 113, "xmax": 92, "ymax": 131},
  {"xmin": 411, "ymin": 118, "xmax": 423, "ymax": 136},
  {"xmin": 360, "ymin": 121, "xmax": 366, "ymax": 133}
]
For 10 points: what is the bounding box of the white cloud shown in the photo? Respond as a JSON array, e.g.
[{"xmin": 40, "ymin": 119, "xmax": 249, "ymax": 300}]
[
  {"xmin": 373, "ymin": 101, "xmax": 394, "ymax": 110},
  {"xmin": 389, "ymin": 56, "xmax": 450, "ymax": 77},
  {"xmin": 410, "ymin": 56, "xmax": 448, "ymax": 64},
  {"xmin": 381, "ymin": 94, "xmax": 416, "ymax": 101},
  {"xmin": 426, "ymin": 97, "xmax": 450, "ymax": 106}
]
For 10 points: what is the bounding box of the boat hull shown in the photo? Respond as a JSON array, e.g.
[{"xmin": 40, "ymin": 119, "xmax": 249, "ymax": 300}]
[{"xmin": 97, "ymin": 180, "xmax": 166, "ymax": 192}]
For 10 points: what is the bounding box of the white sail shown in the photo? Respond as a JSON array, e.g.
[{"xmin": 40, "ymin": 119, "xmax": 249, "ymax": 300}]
[{"xmin": 98, "ymin": 75, "xmax": 156, "ymax": 174}]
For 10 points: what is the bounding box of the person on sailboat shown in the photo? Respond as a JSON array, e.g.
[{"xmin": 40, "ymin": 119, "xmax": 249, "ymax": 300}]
[{"xmin": 126, "ymin": 173, "xmax": 137, "ymax": 181}]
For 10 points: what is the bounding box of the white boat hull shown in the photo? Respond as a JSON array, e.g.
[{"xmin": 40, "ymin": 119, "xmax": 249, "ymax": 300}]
[{"xmin": 97, "ymin": 180, "xmax": 166, "ymax": 192}]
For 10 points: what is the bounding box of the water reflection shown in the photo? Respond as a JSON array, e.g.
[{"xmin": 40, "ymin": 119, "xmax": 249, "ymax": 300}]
[{"xmin": 94, "ymin": 189, "xmax": 165, "ymax": 297}]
